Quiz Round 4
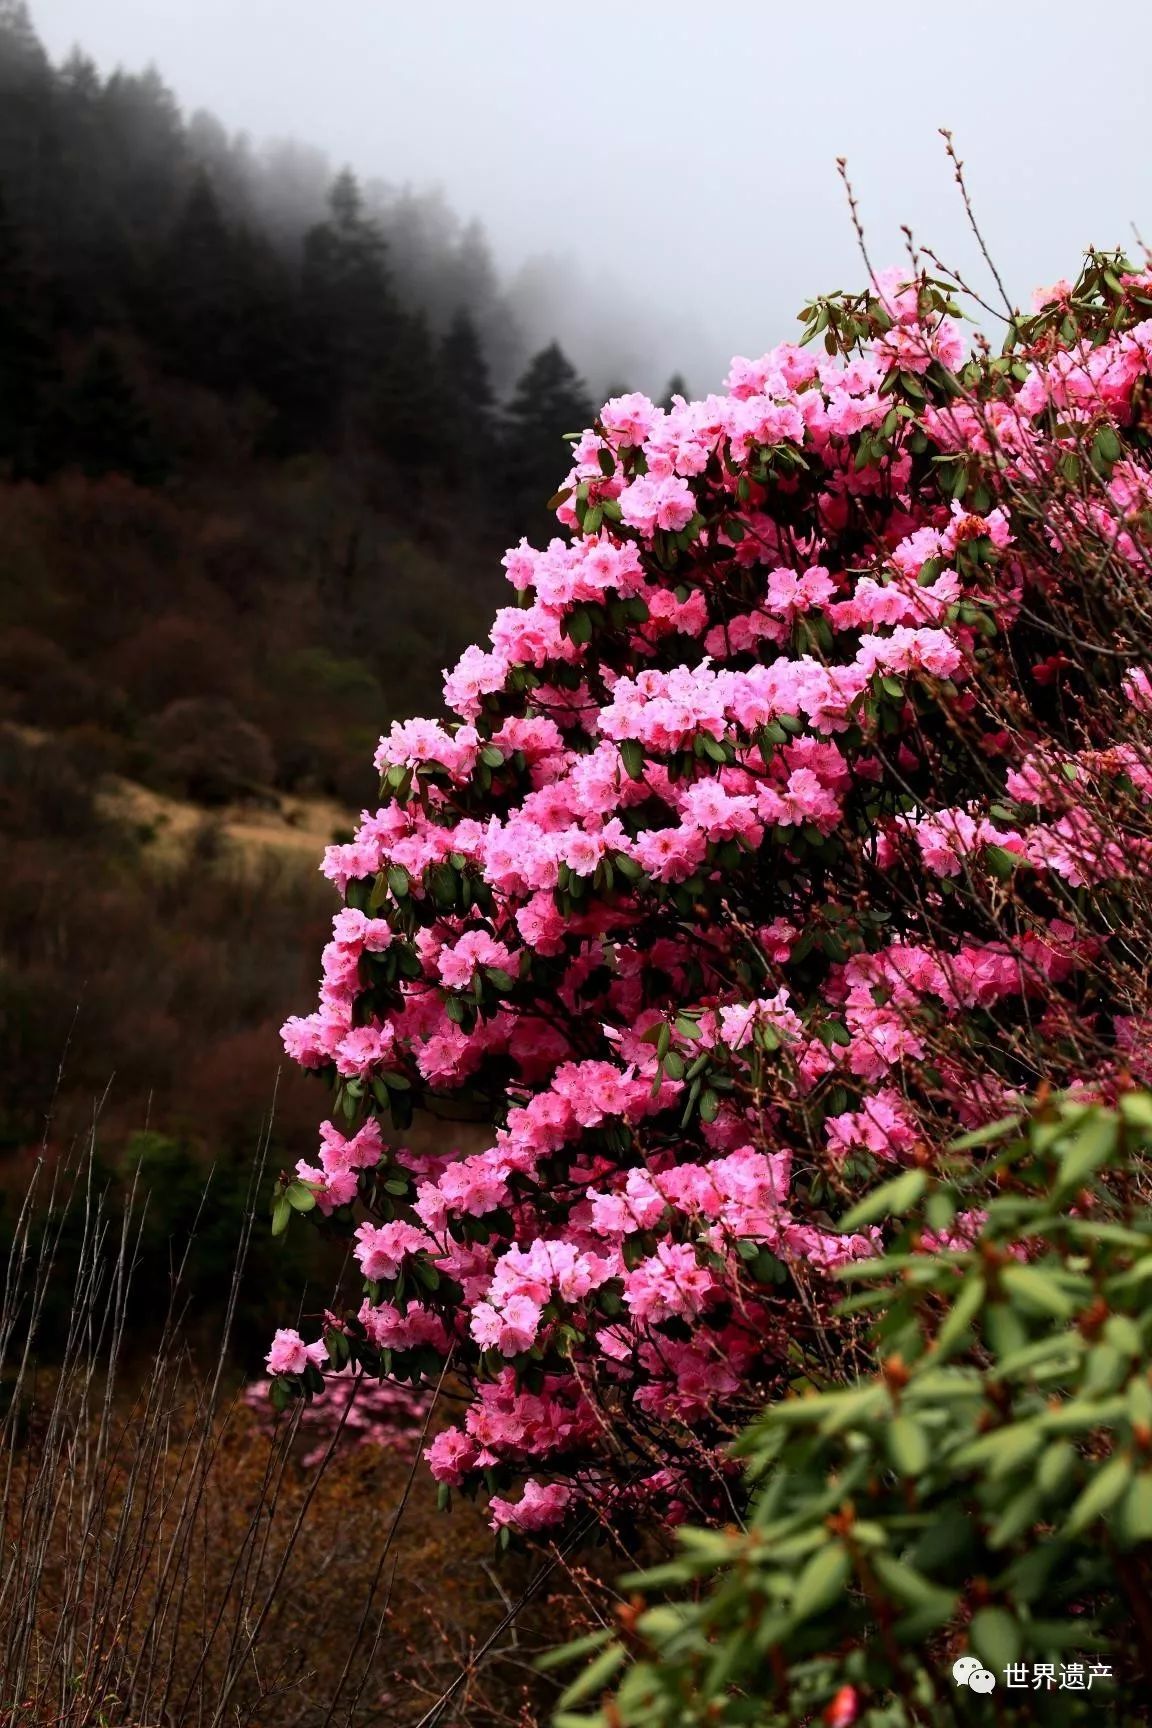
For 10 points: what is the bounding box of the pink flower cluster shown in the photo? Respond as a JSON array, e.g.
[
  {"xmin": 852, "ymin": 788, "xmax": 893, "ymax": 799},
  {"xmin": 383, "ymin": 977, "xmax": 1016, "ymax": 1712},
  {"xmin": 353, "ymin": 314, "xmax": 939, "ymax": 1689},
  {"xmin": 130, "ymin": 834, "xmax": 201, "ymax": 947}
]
[
  {"xmin": 271, "ymin": 255, "xmax": 1152, "ymax": 1532},
  {"xmin": 246, "ymin": 1360, "xmax": 431, "ymax": 1470}
]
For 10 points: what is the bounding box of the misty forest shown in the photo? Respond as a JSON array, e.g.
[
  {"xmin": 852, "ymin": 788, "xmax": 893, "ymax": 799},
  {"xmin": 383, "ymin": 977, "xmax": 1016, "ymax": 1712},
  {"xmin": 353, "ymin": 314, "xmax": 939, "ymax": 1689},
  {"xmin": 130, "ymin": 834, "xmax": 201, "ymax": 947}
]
[
  {"xmin": 5, "ymin": 1, "xmax": 1152, "ymax": 1725},
  {"xmin": 0, "ymin": 3, "xmax": 685, "ymax": 1189}
]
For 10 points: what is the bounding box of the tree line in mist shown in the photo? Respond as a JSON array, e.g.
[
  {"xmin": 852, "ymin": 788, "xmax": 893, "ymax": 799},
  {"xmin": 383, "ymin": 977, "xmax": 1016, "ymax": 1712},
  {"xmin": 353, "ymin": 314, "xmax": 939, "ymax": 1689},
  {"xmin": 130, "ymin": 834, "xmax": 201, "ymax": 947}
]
[{"xmin": 0, "ymin": 0, "xmax": 691, "ymax": 527}]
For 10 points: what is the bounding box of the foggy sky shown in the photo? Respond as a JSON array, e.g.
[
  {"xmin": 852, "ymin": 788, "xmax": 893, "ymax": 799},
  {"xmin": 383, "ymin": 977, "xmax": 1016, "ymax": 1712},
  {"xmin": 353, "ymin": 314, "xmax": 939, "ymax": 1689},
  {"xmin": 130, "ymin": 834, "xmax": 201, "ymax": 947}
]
[{"xmin": 32, "ymin": 0, "xmax": 1152, "ymax": 392}]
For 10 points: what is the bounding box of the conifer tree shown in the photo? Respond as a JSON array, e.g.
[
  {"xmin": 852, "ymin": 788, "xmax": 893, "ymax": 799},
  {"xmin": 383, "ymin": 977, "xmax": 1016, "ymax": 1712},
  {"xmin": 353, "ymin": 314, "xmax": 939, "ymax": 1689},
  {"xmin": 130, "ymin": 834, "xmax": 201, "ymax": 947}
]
[
  {"xmin": 0, "ymin": 184, "xmax": 56, "ymax": 475},
  {"xmin": 500, "ymin": 340, "xmax": 593, "ymax": 539},
  {"xmin": 301, "ymin": 169, "xmax": 396, "ymax": 442},
  {"xmin": 148, "ymin": 173, "xmax": 242, "ymax": 387},
  {"xmin": 372, "ymin": 309, "xmax": 443, "ymax": 471},
  {"xmin": 56, "ymin": 342, "xmax": 165, "ymax": 484},
  {"xmin": 660, "ymin": 370, "xmax": 689, "ymax": 409},
  {"xmin": 438, "ymin": 308, "xmax": 494, "ymax": 477}
]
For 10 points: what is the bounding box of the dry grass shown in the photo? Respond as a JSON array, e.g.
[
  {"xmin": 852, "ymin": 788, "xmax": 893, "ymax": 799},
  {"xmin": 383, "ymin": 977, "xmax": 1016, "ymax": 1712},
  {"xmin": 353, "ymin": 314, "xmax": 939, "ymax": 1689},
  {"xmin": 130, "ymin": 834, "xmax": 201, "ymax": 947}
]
[
  {"xmin": 0, "ymin": 1137, "xmax": 565, "ymax": 1728},
  {"xmin": 98, "ymin": 775, "xmax": 355, "ymax": 866}
]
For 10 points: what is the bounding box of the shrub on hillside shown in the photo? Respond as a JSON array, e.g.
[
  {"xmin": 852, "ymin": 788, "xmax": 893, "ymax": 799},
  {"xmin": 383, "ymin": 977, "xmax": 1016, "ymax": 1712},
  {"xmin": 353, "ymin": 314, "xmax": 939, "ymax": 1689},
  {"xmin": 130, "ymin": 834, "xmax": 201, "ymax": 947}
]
[
  {"xmin": 143, "ymin": 695, "xmax": 275, "ymax": 803},
  {"xmin": 272, "ymin": 252, "xmax": 1152, "ymax": 1535},
  {"xmin": 0, "ymin": 627, "xmax": 120, "ymax": 730},
  {"xmin": 112, "ymin": 613, "xmax": 250, "ymax": 715}
]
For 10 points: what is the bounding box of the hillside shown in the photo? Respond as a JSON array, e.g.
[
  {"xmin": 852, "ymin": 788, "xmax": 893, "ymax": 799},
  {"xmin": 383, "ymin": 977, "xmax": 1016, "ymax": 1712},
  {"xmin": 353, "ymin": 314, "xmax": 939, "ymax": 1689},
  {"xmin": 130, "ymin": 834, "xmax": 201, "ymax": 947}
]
[{"xmin": 0, "ymin": 1, "xmax": 625, "ymax": 1173}]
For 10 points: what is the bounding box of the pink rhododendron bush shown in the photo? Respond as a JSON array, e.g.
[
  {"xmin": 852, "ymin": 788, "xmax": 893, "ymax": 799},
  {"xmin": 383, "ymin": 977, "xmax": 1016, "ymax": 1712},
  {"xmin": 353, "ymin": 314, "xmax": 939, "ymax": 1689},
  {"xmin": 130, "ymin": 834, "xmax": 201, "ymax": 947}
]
[{"xmin": 271, "ymin": 252, "xmax": 1152, "ymax": 1536}]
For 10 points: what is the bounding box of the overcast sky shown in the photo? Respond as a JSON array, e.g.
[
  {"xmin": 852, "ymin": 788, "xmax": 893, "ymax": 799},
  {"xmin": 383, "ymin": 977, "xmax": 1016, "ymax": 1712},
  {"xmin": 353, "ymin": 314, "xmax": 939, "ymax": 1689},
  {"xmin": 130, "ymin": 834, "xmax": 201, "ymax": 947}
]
[{"xmin": 30, "ymin": 0, "xmax": 1152, "ymax": 391}]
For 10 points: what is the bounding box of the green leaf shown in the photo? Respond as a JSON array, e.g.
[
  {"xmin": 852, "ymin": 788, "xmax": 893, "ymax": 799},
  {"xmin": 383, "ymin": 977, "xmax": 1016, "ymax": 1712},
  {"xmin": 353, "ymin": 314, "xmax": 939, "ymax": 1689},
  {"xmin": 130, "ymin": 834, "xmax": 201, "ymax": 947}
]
[
  {"xmin": 886, "ymin": 1414, "xmax": 930, "ymax": 1476},
  {"xmin": 1120, "ymin": 1093, "xmax": 1152, "ymax": 1134},
  {"xmin": 837, "ymin": 1168, "xmax": 927, "ymax": 1232},
  {"xmin": 985, "ymin": 843, "xmax": 1019, "ymax": 879},
  {"xmin": 790, "ymin": 1541, "xmax": 850, "ymax": 1624},
  {"xmin": 1055, "ymin": 1108, "xmax": 1118, "ymax": 1192},
  {"xmin": 556, "ymin": 1642, "xmax": 627, "ymax": 1708},
  {"xmin": 271, "ymin": 1196, "xmax": 292, "ymax": 1237},
  {"xmin": 820, "ymin": 1020, "xmax": 852, "ymax": 1049},
  {"xmin": 871, "ymin": 1553, "xmax": 954, "ymax": 1617},
  {"xmin": 1116, "ymin": 1471, "xmax": 1152, "ymax": 1544},
  {"xmin": 1064, "ymin": 1451, "xmax": 1132, "ymax": 1535},
  {"xmin": 1036, "ymin": 1440, "xmax": 1077, "ymax": 1500},
  {"xmin": 619, "ymin": 739, "xmax": 645, "ymax": 782},
  {"xmin": 378, "ymin": 1070, "xmax": 412, "ymax": 1092},
  {"xmin": 1001, "ymin": 1264, "xmax": 1077, "ymax": 1320},
  {"xmin": 1103, "ymin": 1314, "xmax": 1142, "ymax": 1358},
  {"xmin": 567, "ymin": 607, "xmax": 593, "ymax": 646},
  {"xmin": 412, "ymin": 1257, "xmax": 441, "ymax": 1292},
  {"xmin": 285, "ymin": 1181, "xmax": 317, "ymax": 1213},
  {"xmin": 932, "ymin": 1275, "xmax": 986, "ymax": 1359},
  {"xmin": 537, "ymin": 1628, "xmax": 615, "ymax": 1674},
  {"xmin": 970, "ymin": 1607, "xmax": 1021, "ymax": 1673},
  {"xmin": 947, "ymin": 1113, "xmax": 1022, "ymax": 1151},
  {"xmin": 387, "ymin": 864, "xmax": 410, "ymax": 898}
]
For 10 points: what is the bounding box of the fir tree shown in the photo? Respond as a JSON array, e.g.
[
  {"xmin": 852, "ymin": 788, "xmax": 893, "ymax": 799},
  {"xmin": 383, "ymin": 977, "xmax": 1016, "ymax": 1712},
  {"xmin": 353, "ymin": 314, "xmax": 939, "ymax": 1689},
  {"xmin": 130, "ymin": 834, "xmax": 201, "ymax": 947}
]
[
  {"xmin": 148, "ymin": 173, "xmax": 240, "ymax": 386},
  {"xmin": 372, "ymin": 309, "xmax": 443, "ymax": 472},
  {"xmin": 438, "ymin": 308, "xmax": 494, "ymax": 478},
  {"xmin": 0, "ymin": 184, "xmax": 57, "ymax": 476},
  {"xmin": 500, "ymin": 341, "xmax": 593, "ymax": 540},
  {"xmin": 54, "ymin": 342, "xmax": 165, "ymax": 484},
  {"xmin": 660, "ymin": 371, "xmax": 689, "ymax": 410},
  {"xmin": 301, "ymin": 169, "xmax": 396, "ymax": 443}
]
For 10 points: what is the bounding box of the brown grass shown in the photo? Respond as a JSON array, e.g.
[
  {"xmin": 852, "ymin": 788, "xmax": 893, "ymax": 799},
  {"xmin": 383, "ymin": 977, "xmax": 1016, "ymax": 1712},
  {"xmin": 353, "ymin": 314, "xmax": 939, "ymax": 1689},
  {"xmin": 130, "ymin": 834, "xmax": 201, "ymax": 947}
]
[{"xmin": 0, "ymin": 1141, "xmax": 566, "ymax": 1727}]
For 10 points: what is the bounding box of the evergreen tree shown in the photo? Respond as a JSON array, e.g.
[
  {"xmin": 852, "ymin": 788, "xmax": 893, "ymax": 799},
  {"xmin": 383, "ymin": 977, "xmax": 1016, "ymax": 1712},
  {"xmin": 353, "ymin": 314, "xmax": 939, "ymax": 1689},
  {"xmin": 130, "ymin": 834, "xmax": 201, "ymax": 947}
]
[
  {"xmin": 0, "ymin": 0, "xmax": 42, "ymax": 58},
  {"xmin": 0, "ymin": 184, "xmax": 57, "ymax": 476},
  {"xmin": 100, "ymin": 66, "xmax": 187, "ymax": 241},
  {"xmin": 438, "ymin": 308, "xmax": 494, "ymax": 478},
  {"xmin": 301, "ymin": 169, "xmax": 396, "ymax": 442},
  {"xmin": 303, "ymin": 172, "xmax": 391, "ymax": 358},
  {"xmin": 500, "ymin": 341, "xmax": 594, "ymax": 540},
  {"xmin": 53, "ymin": 341, "xmax": 165, "ymax": 484},
  {"xmin": 0, "ymin": 2, "xmax": 51, "ymax": 233},
  {"xmin": 373, "ymin": 310, "xmax": 445, "ymax": 473},
  {"xmin": 660, "ymin": 371, "xmax": 689, "ymax": 410},
  {"xmin": 147, "ymin": 172, "xmax": 240, "ymax": 387},
  {"xmin": 51, "ymin": 49, "xmax": 132, "ymax": 326}
]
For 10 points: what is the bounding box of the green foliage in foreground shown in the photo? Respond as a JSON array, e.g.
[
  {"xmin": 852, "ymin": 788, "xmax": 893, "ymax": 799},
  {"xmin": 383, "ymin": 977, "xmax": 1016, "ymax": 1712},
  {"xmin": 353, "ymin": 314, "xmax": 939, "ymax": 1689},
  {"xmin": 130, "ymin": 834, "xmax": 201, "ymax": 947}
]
[{"xmin": 548, "ymin": 1094, "xmax": 1152, "ymax": 1725}]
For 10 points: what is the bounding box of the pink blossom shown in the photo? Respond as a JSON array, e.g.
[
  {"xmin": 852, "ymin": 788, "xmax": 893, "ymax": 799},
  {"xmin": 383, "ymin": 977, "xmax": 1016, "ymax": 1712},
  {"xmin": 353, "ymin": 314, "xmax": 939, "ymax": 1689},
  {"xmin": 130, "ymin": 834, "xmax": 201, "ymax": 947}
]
[
  {"xmin": 619, "ymin": 472, "xmax": 696, "ymax": 535},
  {"xmin": 265, "ymin": 1328, "xmax": 328, "ymax": 1377},
  {"xmin": 488, "ymin": 1479, "xmax": 572, "ymax": 1532}
]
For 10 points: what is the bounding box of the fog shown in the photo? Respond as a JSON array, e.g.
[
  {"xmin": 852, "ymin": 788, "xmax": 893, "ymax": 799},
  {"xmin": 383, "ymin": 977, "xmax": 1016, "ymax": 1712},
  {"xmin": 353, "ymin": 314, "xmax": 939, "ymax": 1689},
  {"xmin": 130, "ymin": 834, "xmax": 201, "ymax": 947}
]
[{"xmin": 30, "ymin": 0, "xmax": 1152, "ymax": 393}]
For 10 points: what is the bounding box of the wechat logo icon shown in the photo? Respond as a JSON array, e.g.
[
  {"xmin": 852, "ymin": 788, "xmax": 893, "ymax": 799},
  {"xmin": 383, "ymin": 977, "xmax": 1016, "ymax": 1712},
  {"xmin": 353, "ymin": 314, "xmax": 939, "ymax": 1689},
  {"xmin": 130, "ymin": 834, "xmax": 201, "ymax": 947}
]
[{"xmin": 953, "ymin": 1656, "xmax": 997, "ymax": 1693}]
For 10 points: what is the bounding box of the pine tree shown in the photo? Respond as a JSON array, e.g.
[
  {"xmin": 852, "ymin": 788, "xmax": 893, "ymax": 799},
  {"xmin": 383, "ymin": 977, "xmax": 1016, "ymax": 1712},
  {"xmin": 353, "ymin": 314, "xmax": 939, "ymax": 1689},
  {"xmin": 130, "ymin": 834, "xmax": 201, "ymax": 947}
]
[
  {"xmin": 660, "ymin": 372, "xmax": 689, "ymax": 410},
  {"xmin": 500, "ymin": 341, "xmax": 594, "ymax": 540},
  {"xmin": 302, "ymin": 171, "xmax": 392, "ymax": 361},
  {"xmin": 0, "ymin": 183, "xmax": 57, "ymax": 476},
  {"xmin": 372, "ymin": 309, "xmax": 443, "ymax": 471},
  {"xmin": 54, "ymin": 341, "xmax": 165, "ymax": 484},
  {"xmin": 301, "ymin": 169, "xmax": 396, "ymax": 442},
  {"xmin": 0, "ymin": 2, "xmax": 51, "ymax": 235},
  {"xmin": 438, "ymin": 308, "xmax": 494, "ymax": 478},
  {"xmin": 0, "ymin": 0, "xmax": 47, "ymax": 86},
  {"xmin": 99, "ymin": 66, "xmax": 187, "ymax": 240},
  {"xmin": 148, "ymin": 172, "xmax": 241, "ymax": 387}
]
